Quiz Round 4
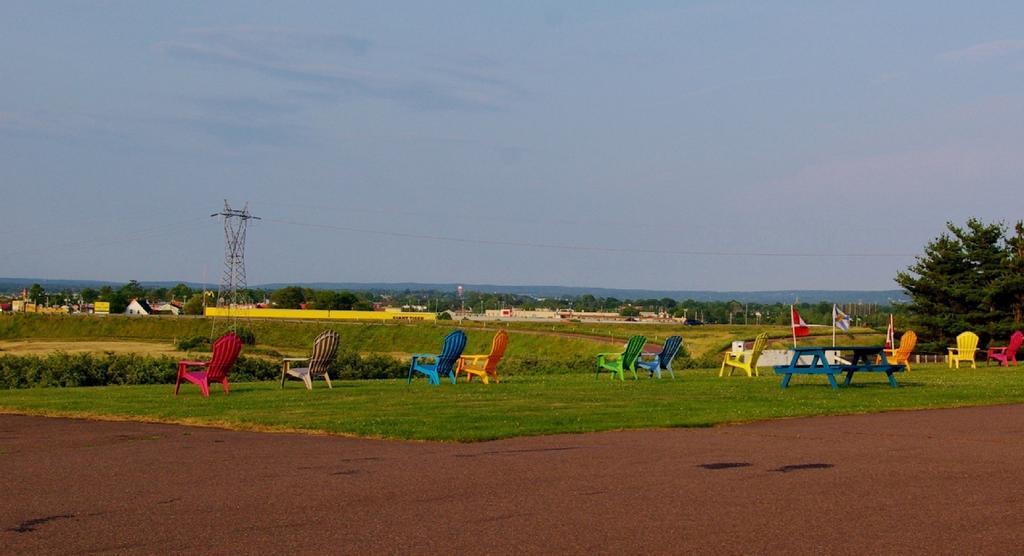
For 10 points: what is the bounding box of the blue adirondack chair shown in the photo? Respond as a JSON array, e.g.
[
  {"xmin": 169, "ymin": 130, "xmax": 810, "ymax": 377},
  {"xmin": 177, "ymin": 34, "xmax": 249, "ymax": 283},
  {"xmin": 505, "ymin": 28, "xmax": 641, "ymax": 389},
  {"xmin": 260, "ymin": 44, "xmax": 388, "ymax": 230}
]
[
  {"xmin": 408, "ymin": 330, "xmax": 468, "ymax": 385},
  {"xmin": 636, "ymin": 335, "xmax": 683, "ymax": 379}
]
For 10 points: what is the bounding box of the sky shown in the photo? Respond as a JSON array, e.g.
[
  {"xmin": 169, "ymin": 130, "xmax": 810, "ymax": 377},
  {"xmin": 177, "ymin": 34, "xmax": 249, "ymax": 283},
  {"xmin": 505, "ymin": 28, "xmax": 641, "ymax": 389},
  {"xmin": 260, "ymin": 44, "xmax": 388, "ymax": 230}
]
[{"xmin": 1, "ymin": 1, "xmax": 1022, "ymax": 291}]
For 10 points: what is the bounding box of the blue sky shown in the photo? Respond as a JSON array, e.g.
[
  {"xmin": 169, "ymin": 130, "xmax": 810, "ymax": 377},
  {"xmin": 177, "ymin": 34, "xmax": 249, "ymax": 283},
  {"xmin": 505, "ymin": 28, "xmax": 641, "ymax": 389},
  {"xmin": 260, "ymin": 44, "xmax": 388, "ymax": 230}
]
[{"xmin": 2, "ymin": 1, "xmax": 1022, "ymax": 291}]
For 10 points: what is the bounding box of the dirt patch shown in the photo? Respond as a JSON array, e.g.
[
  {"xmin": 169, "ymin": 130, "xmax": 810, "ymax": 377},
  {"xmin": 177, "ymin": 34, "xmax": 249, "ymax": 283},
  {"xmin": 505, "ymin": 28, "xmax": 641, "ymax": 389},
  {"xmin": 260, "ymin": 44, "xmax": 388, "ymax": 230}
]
[{"xmin": 0, "ymin": 340, "xmax": 182, "ymax": 357}]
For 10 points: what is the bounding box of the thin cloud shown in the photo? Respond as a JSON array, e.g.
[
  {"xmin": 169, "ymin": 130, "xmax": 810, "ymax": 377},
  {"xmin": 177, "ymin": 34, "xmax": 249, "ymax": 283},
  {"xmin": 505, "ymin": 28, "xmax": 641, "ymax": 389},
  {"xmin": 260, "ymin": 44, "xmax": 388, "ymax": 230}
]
[
  {"xmin": 157, "ymin": 26, "xmax": 520, "ymax": 112},
  {"xmin": 185, "ymin": 96, "xmax": 300, "ymax": 118},
  {"xmin": 181, "ymin": 25, "xmax": 371, "ymax": 57},
  {"xmin": 0, "ymin": 110, "xmax": 121, "ymax": 139},
  {"xmin": 939, "ymin": 39, "xmax": 1024, "ymax": 62}
]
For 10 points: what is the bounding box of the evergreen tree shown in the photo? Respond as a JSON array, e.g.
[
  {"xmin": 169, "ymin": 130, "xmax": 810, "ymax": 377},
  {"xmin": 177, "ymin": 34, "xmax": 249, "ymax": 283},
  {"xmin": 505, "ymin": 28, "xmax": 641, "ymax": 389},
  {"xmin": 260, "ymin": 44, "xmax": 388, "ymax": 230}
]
[
  {"xmin": 992, "ymin": 222, "xmax": 1024, "ymax": 326},
  {"xmin": 896, "ymin": 219, "xmax": 1010, "ymax": 345}
]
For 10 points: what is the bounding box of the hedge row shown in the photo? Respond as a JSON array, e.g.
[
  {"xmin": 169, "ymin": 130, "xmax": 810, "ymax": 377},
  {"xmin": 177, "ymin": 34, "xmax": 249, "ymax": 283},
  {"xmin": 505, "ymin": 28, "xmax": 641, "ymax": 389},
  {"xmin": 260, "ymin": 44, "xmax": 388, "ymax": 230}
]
[
  {"xmin": 0, "ymin": 351, "xmax": 411, "ymax": 389},
  {"xmin": 0, "ymin": 349, "xmax": 700, "ymax": 389}
]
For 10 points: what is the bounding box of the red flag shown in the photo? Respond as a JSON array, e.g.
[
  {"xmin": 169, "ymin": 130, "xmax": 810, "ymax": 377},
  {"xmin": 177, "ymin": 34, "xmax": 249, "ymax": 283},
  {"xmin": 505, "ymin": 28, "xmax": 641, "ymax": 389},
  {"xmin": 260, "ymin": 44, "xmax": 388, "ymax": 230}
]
[
  {"xmin": 791, "ymin": 306, "xmax": 810, "ymax": 337},
  {"xmin": 885, "ymin": 314, "xmax": 895, "ymax": 349}
]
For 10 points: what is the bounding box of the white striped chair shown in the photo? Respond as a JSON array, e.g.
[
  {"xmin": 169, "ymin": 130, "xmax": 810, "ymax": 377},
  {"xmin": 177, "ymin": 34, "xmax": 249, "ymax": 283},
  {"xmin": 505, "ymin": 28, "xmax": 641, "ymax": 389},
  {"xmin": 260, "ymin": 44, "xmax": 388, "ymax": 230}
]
[{"xmin": 281, "ymin": 330, "xmax": 340, "ymax": 389}]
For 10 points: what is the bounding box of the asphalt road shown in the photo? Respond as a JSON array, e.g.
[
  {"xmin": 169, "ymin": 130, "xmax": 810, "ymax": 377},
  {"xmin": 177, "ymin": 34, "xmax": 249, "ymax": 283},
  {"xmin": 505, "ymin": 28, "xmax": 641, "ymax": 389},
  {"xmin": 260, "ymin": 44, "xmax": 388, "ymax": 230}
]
[{"xmin": 3, "ymin": 406, "xmax": 1023, "ymax": 554}]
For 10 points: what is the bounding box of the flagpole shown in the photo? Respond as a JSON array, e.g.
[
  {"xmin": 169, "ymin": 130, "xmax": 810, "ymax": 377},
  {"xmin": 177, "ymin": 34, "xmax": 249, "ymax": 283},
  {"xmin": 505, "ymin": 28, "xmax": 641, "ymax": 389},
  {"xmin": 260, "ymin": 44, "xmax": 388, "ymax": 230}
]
[
  {"xmin": 832, "ymin": 305, "xmax": 836, "ymax": 347},
  {"xmin": 791, "ymin": 304, "xmax": 797, "ymax": 347}
]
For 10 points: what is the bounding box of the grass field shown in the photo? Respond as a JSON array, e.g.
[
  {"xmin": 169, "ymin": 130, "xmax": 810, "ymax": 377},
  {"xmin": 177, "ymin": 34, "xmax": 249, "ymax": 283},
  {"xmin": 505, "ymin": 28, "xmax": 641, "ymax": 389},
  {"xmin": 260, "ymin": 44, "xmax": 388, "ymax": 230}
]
[
  {"xmin": 0, "ymin": 314, "xmax": 882, "ymax": 361},
  {"xmin": 2, "ymin": 364, "xmax": 1021, "ymax": 441},
  {"xmin": 0, "ymin": 314, "xmax": 622, "ymax": 360}
]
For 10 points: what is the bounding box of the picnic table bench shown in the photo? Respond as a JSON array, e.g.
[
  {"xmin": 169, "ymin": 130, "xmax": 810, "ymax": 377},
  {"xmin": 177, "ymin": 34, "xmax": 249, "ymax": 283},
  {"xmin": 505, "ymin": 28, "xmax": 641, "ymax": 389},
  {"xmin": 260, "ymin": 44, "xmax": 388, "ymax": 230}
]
[{"xmin": 773, "ymin": 346, "xmax": 905, "ymax": 389}]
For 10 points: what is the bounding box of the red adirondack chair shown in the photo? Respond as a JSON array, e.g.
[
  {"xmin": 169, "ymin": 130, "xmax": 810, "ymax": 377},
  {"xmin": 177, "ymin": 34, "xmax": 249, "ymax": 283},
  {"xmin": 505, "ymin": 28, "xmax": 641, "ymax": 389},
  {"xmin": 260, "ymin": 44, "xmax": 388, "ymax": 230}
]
[
  {"xmin": 988, "ymin": 331, "xmax": 1024, "ymax": 367},
  {"xmin": 175, "ymin": 332, "xmax": 243, "ymax": 397}
]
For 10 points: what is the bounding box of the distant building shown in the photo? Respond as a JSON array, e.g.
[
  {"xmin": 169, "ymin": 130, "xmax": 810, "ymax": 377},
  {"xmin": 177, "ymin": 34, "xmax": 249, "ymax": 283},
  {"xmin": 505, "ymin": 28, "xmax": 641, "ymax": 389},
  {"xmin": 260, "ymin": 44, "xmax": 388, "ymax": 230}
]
[
  {"xmin": 125, "ymin": 299, "xmax": 154, "ymax": 316},
  {"xmin": 151, "ymin": 301, "xmax": 182, "ymax": 316}
]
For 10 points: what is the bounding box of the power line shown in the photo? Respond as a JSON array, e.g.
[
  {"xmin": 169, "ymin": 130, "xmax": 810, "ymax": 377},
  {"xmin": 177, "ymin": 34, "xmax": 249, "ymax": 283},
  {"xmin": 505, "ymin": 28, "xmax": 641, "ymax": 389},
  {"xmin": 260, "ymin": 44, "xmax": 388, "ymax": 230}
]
[
  {"xmin": 265, "ymin": 217, "xmax": 917, "ymax": 258},
  {"xmin": 260, "ymin": 199, "xmax": 686, "ymax": 234},
  {"xmin": 0, "ymin": 216, "xmax": 213, "ymax": 259}
]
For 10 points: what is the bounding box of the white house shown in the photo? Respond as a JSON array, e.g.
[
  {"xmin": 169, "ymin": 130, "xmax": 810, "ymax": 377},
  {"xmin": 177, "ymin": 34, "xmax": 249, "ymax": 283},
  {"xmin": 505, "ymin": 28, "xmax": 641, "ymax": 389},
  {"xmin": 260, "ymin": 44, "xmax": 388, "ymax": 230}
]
[{"xmin": 125, "ymin": 299, "xmax": 154, "ymax": 316}]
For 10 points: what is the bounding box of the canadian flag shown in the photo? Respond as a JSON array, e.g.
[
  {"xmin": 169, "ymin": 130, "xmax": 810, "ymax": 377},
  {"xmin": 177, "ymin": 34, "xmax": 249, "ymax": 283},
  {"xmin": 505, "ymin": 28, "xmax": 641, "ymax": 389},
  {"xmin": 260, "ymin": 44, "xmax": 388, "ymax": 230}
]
[{"xmin": 791, "ymin": 306, "xmax": 810, "ymax": 337}]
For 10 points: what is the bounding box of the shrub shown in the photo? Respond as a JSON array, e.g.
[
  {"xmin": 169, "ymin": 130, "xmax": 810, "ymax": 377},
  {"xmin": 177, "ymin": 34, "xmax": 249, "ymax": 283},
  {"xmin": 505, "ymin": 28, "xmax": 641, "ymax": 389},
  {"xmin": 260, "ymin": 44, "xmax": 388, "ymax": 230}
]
[
  {"xmin": 230, "ymin": 326, "xmax": 257, "ymax": 345},
  {"xmin": 175, "ymin": 335, "xmax": 210, "ymax": 351},
  {"xmin": 330, "ymin": 351, "xmax": 407, "ymax": 380}
]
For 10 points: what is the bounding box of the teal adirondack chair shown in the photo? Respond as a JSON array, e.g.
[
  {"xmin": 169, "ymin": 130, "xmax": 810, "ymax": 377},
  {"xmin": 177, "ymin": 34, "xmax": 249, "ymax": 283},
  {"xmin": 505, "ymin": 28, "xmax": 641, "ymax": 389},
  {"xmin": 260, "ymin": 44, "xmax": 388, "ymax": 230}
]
[
  {"xmin": 636, "ymin": 335, "xmax": 683, "ymax": 379},
  {"xmin": 408, "ymin": 330, "xmax": 467, "ymax": 385},
  {"xmin": 596, "ymin": 335, "xmax": 647, "ymax": 380}
]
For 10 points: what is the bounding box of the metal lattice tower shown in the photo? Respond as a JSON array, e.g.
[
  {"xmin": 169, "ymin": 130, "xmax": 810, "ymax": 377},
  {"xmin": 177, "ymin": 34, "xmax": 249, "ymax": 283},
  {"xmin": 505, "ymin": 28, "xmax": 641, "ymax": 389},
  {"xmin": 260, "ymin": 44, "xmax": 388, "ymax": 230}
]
[{"xmin": 212, "ymin": 201, "xmax": 260, "ymax": 308}]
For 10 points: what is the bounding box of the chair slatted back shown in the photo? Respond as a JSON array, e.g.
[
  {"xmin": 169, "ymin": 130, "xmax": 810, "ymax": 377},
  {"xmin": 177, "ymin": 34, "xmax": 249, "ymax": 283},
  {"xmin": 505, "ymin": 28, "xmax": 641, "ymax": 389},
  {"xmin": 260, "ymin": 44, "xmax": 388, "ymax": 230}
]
[
  {"xmin": 658, "ymin": 336, "xmax": 683, "ymax": 369},
  {"xmin": 747, "ymin": 332, "xmax": 769, "ymax": 369},
  {"xmin": 308, "ymin": 330, "xmax": 340, "ymax": 376},
  {"xmin": 1007, "ymin": 330, "xmax": 1024, "ymax": 355},
  {"xmin": 436, "ymin": 330, "xmax": 468, "ymax": 378},
  {"xmin": 484, "ymin": 330, "xmax": 509, "ymax": 373},
  {"xmin": 957, "ymin": 331, "xmax": 979, "ymax": 354},
  {"xmin": 206, "ymin": 333, "xmax": 242, "ymax": 381},
  {"xmin": 894, "ymin": 330, "xmax": 917, "ymax": 361},
  {"xmin": 622, "ymin": 335, "xmax": 648, "ymax": 370}
]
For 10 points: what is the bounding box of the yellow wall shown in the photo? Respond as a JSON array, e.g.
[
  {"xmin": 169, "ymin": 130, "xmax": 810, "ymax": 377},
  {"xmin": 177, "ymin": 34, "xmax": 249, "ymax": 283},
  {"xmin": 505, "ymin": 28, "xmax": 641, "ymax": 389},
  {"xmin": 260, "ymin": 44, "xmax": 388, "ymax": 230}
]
[{"xmin": 204, "ymin": 307, "xmax": 436, "ymax": 322}]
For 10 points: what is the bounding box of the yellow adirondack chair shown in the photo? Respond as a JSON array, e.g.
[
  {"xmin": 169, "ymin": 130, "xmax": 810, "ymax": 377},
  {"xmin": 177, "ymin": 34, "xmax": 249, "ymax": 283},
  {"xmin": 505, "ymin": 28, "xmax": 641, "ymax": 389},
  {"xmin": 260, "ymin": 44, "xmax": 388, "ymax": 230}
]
[
  {"xmin": 456, "ymin": 330, "xmax": 508, "ymax": 384},
  {"xmin": 947, "ymin": 331, "xmax": 979, "ymax": 369},
  {"xmin": 882, "ymin": 330, "xmax": 917, "ymax": 371},
  {"xmin": 720, "ymin": 332, "xmax": 768, "ymax": 377}
]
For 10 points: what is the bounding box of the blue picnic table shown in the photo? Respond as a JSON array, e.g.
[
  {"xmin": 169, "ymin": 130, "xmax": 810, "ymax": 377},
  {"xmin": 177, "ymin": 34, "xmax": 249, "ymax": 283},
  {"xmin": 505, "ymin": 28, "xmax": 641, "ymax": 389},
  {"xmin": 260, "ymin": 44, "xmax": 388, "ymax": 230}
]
[{"xmin": 773, "ymin": 346, "xmax": 905, "ymax": 389}]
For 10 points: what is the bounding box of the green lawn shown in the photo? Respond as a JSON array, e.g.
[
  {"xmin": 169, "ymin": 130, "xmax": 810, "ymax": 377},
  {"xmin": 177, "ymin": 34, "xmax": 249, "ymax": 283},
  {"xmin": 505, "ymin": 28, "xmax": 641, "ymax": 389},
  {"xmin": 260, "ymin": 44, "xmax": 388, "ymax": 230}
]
[
  {"xmin": 0, "ymin": 313, "xmax": 881, "ymax": 361},
  {"xmin": 2, "ymin": 364, "xmax": 1022, "ymax": 441}
]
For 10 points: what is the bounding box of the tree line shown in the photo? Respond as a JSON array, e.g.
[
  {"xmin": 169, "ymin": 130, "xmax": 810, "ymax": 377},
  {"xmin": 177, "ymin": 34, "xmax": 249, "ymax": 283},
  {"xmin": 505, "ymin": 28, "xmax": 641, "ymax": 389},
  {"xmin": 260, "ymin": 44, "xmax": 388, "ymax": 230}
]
[{"xmin": 8, "ymin": 279, "xmax": 902, "ymax": 326}]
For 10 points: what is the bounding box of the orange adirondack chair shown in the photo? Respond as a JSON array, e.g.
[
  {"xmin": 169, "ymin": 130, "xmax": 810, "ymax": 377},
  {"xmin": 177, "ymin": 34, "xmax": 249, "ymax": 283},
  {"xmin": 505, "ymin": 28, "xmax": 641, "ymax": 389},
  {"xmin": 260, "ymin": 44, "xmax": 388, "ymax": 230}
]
[
  {"xmin": 987, "ymin": 331, "xmax": 1023, "ymax": 367},
  {"xmin": 947, "ymin": 331, "xmax": 979, "ymax": 369},
  {"xmin": 175, "ymin": 332, "xmax": 242, "ymax": 397},
  {"xmin": 456, "ymin": 330, "xmax": 508, "ymax": 384},
  {"xmin": 882, "ymin": 330, "xmax": 917, "ymax": 371}
]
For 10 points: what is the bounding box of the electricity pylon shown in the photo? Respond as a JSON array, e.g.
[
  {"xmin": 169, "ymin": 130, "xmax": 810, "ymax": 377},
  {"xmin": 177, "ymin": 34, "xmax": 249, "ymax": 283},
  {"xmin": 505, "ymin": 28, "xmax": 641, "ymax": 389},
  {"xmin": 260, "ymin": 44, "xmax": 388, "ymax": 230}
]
[{"xmin": 211, "ymin": 201, "xmax": 259, "ymax": 308}]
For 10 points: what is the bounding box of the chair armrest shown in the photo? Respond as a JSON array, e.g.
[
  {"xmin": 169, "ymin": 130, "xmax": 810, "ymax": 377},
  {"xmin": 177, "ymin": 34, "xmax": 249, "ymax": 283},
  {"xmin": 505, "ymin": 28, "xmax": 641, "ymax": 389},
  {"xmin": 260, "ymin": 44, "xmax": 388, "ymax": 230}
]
[
  {"xmin": 988, "ymin": 347, "xmax": 1008, "ymax": 355},
  {"xmin": 460, "ymin": 354, "xmax": 489, "ymax": 362},
  {"xmin": 178, "ymin": 360, "xmax": 209, "ymax": 367},
  {"xmin": 639, "ymin": 351, "xmax": 659, "ymax": 360},
  {"xmin": 281, "ymin": 357, "xmax": 309, "ymax": 362}
]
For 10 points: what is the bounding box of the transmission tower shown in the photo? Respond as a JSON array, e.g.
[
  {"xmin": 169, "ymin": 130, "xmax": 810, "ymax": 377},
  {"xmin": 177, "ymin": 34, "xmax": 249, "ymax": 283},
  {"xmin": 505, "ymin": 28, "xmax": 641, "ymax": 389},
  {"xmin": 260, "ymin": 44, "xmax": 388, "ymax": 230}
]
[{"xmin": 212, "ymin": 201, "xmax": 260, "ymax": 308}]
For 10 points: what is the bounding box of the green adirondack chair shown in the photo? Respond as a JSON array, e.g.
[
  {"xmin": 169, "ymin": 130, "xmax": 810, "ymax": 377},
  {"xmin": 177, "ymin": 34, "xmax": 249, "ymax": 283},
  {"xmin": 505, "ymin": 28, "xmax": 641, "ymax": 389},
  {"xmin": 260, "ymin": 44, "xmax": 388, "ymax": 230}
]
[{"xmin": 596, "ymin": 335, "xmax": 647, "ymax": 380}]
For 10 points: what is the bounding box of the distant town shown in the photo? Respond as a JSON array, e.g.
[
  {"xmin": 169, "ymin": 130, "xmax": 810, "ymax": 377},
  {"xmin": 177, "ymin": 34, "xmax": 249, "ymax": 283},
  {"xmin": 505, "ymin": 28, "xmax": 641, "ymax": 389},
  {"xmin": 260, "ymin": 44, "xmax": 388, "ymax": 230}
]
[{"xmin": 0, "ymin": 279, "xmax": 898, "ymax": 327}]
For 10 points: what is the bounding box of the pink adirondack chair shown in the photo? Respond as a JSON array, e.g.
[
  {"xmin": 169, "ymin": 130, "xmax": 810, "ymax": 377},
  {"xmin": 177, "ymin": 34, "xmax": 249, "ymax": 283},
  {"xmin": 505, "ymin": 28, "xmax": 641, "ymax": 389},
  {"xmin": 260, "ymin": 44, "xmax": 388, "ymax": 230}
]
[
  {"xmin": 175, "ymin": 332, "xmax": 243, "ymax": 397},
  {"xmin": 988, "ymin": 331, "xmax": 1024, "ymax": 367}
]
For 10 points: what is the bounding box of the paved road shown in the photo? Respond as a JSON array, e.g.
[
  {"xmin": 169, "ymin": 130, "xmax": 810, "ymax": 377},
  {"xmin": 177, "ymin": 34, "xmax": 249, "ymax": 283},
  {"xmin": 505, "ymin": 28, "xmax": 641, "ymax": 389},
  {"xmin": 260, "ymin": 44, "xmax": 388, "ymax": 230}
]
[{"xmin": 3, "ymin": 406, "xmax": 1023, "ymax": 554}]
